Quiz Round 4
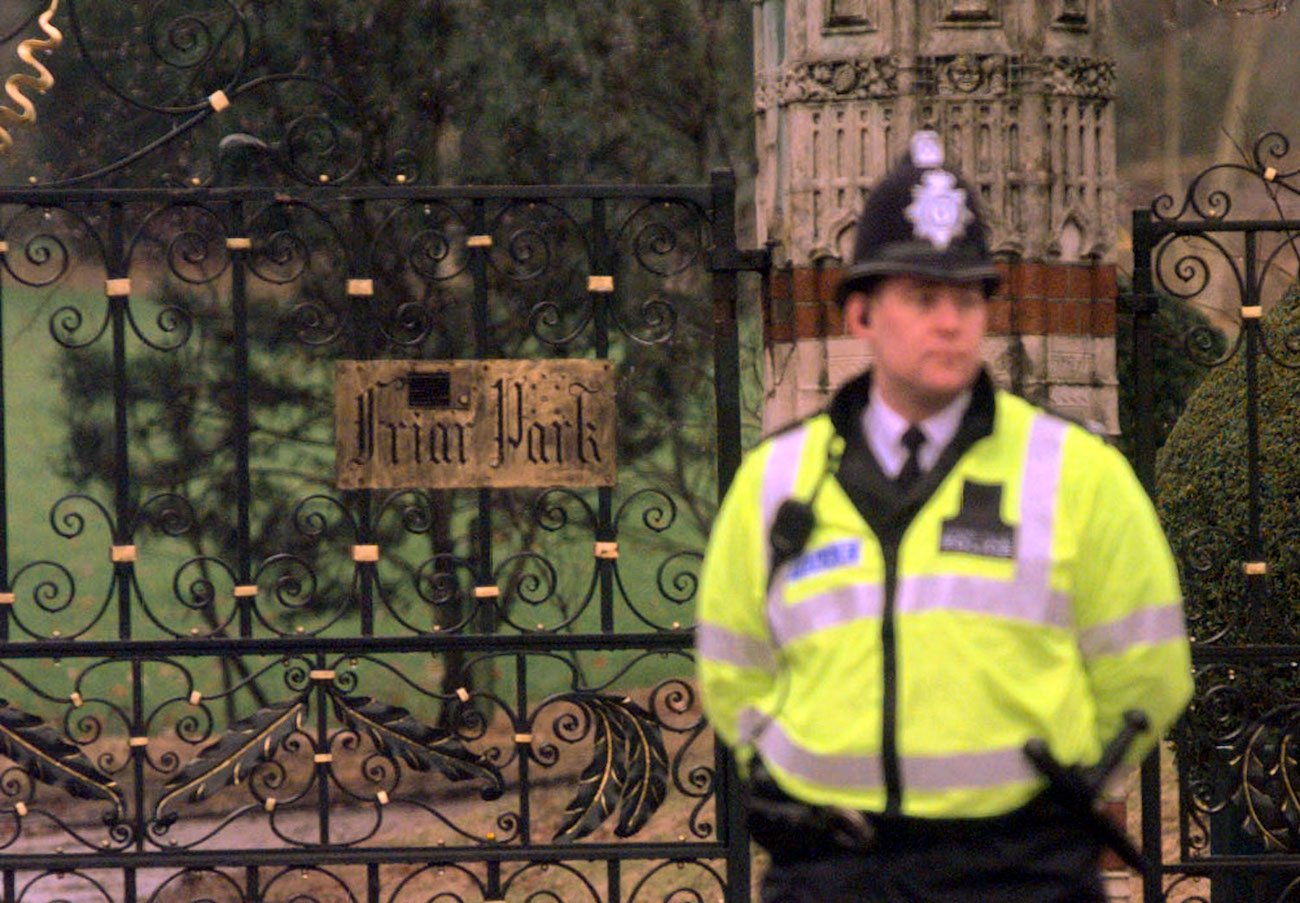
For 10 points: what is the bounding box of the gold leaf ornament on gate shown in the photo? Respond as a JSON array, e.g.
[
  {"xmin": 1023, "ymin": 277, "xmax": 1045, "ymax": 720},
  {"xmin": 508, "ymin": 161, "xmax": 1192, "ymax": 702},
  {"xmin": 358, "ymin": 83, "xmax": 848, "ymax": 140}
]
[
  {"xmin": 153, "ymin": 693, "xmax": 506, "ymax": 825},
  {"xmin": 0, "ymin": 699, "xmax": 125, "ymax": 822},
  {"xmin": 332, "ymin": 695, "xmax": 504, "ymax": 799},
  {"xmin": 1229, "ymin": 708, "xmax": 1300, "ymax": 852},
  {"xmin": 552, "ymin": 694, "xmax": 669, "ymax": 842},
  {"xmin": 0, "ymin": 0, "xmax": 62, "ymax": 155},
  {"xmin": 152, "ymin": 699, "xmax": 308, "ymax": 824}
]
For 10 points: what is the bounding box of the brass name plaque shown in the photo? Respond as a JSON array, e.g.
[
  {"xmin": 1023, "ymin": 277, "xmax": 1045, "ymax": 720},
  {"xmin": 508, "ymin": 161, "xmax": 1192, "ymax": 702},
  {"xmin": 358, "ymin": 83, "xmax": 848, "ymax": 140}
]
[{"xmin": 335, "ymin": 360, "xmax": 616, "ymax": 489}]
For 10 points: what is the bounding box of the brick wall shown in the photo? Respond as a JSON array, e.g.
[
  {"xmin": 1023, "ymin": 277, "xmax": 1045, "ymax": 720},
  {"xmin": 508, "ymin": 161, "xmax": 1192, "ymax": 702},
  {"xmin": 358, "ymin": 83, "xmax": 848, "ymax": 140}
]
[{"xmin": 763, "ymin": 261, "xmax": 1119, "ymax": 344}]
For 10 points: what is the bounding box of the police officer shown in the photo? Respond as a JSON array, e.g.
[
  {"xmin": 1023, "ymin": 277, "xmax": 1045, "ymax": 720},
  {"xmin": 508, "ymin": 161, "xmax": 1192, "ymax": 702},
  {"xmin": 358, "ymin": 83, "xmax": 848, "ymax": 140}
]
[{"xmin": 695, "ymin": 131, "xmax": 1193, "ymax": 902}]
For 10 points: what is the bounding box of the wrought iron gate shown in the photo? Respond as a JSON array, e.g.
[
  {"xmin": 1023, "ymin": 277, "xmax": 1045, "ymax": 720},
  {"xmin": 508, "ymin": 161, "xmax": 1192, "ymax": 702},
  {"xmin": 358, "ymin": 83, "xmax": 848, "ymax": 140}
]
[
  {"xmin": 0, "ymin": 4, "xmax": 768, "ymax": 902},
  {"xmin": 1128, "ymin": 133, "xmax": 1300, "ymax": 902},
  {"xmin": 0, "ymin": 176, "xmax": 765, "ymax": 903}
]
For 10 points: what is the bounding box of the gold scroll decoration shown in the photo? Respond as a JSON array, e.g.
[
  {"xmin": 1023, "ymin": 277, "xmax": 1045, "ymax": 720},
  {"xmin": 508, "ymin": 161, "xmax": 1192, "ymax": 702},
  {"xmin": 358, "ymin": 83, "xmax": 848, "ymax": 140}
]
[
  {"xmin": 335, "ymin": 359, "xmax": 616, "ymax": 490},
  {"xmin": 0, "ymin": 0, "xmax": 62, "ymax": 156}
]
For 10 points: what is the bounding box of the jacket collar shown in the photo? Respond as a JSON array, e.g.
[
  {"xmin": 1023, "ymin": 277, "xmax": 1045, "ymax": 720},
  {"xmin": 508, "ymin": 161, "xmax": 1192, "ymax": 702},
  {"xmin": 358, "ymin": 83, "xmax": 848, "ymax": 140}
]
[
  {"xmin": 823, "ymin": 368, "xmax": 998, "ymax": 539},
  {"xmin": 828, "ymin": 368, "xmax": 996, "ymax": 445}
]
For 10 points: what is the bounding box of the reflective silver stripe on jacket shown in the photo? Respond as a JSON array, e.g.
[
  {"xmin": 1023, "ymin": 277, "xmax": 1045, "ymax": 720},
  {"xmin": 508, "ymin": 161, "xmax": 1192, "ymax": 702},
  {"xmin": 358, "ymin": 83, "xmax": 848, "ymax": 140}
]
[
  {"xmin": 768, "ymin": 413, "xmax": 1072, "ymax": 646},
  {"xmin": 740, "ymin": 710, "xmax": 1039, "ymax": 791},
  {"xmin": 1014, "ymin": 414, "xmax": 1068, "ymax": 601},
  {"xmin": 895, "ymin": 412, "xmax": 1069, "ymax": 627},
  {"xmin": 696, "ymin": 623, "xmax": 778, "ymax": 672},
  {"xmin": 898, "ymin": 575, "xmax": 1072, "ymax": 628},
  {"xmin": 1077, "ymin": 602, "xmax": 1187, "ymax": 659},
  {"xmin": 759, "ymin": 425, "xmax": 811, "ymax": 574},
  {"xmin": 767, "ymin": 584, "xmax": 885, "ymax": 647}
]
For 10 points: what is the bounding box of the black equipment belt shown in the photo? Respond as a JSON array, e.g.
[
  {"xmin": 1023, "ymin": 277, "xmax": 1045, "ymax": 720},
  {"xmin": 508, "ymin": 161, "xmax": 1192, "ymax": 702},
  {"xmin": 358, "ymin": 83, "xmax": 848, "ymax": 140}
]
[
  {"xmin": 746, "ymin": 709, "xmax": 1153, "ymax": 873},
  {"xmin": 746, "ymin": 759, "xmax": 1078, "ymax": 863}
]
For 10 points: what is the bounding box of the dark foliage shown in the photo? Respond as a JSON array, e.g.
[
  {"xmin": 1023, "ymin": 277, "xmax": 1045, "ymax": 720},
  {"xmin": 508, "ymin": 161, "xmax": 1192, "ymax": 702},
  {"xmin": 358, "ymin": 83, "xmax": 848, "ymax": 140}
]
[{"xmin": 1155, "ymin": 289, "xmax": 1300, "ymax": 826}]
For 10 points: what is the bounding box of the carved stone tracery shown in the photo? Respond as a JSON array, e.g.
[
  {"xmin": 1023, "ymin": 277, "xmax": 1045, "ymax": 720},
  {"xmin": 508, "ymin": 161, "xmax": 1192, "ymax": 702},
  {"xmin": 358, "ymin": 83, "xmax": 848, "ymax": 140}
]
[
  {"xmin": 757, "ymin": 50, "xmax": 1116, "ymax": 261},
  {"xmin": 761, "ymin": 53, "xmax": 1114, "ymax": 109},
  {"xmin": 920, "ymin": 54, "xmax": 1015, "ymax": 96},
  {"xmin": 753, "ymin": 56, "xmax": 899, "ymax": 112},
  {"xmin": 754, "ymin": 0, "xmax": 1120, "ymax": 431},
  {"xmin": 1042, "ymin": 56, "xmax": 1115, "ymax": 99}
]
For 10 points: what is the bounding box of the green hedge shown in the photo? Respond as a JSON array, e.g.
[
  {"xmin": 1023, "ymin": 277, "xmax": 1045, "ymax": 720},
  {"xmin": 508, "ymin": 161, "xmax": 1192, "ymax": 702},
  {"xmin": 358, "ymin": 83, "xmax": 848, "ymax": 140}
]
[
  {"xmin": 1155, "ymin": 287, "xmax": 1300, "ymax": 836},
  {"xmin": 1157, "ymin": 289, "xmax": 1300, "ymax": 646}
]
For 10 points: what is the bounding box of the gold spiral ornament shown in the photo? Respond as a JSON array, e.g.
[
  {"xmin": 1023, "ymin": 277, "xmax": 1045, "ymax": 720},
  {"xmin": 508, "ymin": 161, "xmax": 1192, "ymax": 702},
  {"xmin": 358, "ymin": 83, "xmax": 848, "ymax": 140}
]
[{"xmin": 0, "ymin": 0, "xmax": 62, "ymax": 156}]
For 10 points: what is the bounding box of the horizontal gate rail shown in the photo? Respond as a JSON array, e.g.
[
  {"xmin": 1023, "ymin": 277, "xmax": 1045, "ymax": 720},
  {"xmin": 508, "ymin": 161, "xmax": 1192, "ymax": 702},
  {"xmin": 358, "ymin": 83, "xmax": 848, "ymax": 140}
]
[
  {"xmin": 0, "ymin": 634, "xmax": 691, "ymax": 658},
  {"xmin": 0, "ymin": 843, "xmax": 728, "ymax": 872},
  {"xmin": 0, "ymin": 184, "xmax": 718, "ymax": 204}
]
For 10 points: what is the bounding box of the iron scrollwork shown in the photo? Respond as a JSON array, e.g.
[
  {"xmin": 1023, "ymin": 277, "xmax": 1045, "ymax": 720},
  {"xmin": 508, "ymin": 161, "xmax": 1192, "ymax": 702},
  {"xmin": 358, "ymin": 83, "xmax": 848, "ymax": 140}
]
[
  {"xmin": 1137, "ymin": 132, "xmax": 1300, "ymax": 899},
  {"xmin": 1231, "ymin": 703, "xmax": 1300, "ymax": 852},
  {"xmin": 0, "ymin": 183, "xmax": 743, "ymax": 899},
  {"xmin": 546, "ymin": 692, "xmax": 668, "ymax": 842},
  {"xmin": 152, "ymin": 689, "xmax": 503, "ymax": 835},
  {"xmin": 0, "ymin": 697, "xmax": 124, "ymax": 820},
  {"xmin": 0, "ymin": 4, "xmax": 759, "ymax": 896},
  {"xmin": 1153, "ymin": 131, "xmax": 1300, "ymax": 223},
  {"xmin": 45, "ymin": 1, "xmax": 373, "ymax": 187}
]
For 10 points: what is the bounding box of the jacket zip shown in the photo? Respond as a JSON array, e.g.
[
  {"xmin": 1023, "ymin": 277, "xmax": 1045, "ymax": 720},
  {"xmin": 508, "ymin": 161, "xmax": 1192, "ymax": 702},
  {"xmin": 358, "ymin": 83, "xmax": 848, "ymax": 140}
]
[
  {"xmin": 881, "ymin": 545, "xmax": 901, "ymax": 815},
  {"xmin": 820, "ymin": 369, "xmax": 996, "ymax": 819}
]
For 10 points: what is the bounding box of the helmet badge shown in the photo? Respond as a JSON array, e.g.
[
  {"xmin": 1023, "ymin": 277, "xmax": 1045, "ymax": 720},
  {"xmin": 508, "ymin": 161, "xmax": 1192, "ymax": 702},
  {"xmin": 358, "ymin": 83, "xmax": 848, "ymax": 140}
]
[
  {"xmin": 905, "ymin": 169, "xmax": 972, "ymax": 251},
  {"xmin": 909, "ymin": 131, "xmax": 945, "ymax": 169}
]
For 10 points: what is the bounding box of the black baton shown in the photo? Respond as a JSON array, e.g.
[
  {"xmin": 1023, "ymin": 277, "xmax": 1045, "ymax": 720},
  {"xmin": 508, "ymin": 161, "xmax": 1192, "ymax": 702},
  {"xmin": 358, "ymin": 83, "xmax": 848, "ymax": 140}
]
[{"xmin": 1023, "ymin": 710, "xmax": 1152, "ymax": 877}]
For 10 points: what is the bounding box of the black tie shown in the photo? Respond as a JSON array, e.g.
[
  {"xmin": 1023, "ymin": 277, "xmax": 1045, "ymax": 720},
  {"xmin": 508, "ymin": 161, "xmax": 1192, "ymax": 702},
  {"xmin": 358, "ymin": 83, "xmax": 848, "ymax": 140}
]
[{"xmin": 897, "ymin": 425, "xmax": 926, "ymax": 491}]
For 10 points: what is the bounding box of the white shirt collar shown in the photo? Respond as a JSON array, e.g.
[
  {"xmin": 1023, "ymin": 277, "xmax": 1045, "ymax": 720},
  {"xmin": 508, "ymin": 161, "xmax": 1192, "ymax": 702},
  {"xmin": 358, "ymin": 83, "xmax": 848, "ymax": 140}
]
[{"xmin": 863, "ymin": 384, "xmax": 972, "ymax": 479}]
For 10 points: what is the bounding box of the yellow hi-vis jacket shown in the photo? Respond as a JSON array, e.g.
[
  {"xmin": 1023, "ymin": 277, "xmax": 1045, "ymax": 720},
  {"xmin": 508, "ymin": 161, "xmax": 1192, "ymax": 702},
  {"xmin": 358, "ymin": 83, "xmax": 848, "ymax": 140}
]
[{"xmin": 696, "ymin": 373, "xmax": 1192, "ymax": 819}]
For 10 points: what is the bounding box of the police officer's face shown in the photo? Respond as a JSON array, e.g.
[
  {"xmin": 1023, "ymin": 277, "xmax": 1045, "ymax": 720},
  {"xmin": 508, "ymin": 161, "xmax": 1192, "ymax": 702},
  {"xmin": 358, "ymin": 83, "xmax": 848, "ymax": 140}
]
[{"xmin": 845, "ymin": 275, "xmax": 987, "ymax": 421}]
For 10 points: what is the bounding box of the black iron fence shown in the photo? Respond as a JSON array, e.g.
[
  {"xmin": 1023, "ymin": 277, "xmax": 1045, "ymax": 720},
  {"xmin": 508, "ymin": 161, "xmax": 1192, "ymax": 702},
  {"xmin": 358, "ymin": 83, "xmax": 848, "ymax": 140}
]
[
  {"xmin": 0, "ymin": 175, "xmax": 766, "ymax": 902},
  {"xmin": 1128, "ymin": 133, "xmax": 1300, "ymax": 902}
]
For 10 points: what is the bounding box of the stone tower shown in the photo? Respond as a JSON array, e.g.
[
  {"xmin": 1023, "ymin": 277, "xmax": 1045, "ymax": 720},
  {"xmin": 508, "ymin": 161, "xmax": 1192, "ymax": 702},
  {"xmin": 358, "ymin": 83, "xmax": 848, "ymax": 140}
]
[{"xmin": 755, "ymin": 0, "xmax": 1119, "ymax": 432}]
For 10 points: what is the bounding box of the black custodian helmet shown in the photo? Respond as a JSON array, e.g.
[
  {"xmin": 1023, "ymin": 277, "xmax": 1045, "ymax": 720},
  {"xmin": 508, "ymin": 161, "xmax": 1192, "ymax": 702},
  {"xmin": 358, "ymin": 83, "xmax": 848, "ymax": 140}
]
[{"xmin": 836, "ymin": 131, "xmax": 1001, "ymax": 305}]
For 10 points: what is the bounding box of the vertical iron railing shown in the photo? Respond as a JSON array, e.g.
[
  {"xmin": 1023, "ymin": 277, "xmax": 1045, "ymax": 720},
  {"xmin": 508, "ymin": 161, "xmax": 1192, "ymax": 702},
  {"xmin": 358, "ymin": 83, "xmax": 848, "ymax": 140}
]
[
  {"xmin": 0, "ymin": 178, "xmax": 768, "ymax": 901},
  {"xmin": 1130, "ymin": 208, "xmax": 1164, "ymax": 903},
  {"xmin": 1130, "ymin": 190, "xmax": 1300, "ymax": 901},
  {"xmin": 707, "ymin": 168, "xmax": 762, "ymax": 903}
]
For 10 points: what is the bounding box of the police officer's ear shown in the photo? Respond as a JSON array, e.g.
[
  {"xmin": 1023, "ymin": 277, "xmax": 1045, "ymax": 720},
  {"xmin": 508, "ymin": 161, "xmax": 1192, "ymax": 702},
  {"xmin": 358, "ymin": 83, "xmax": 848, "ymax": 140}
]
[{"xmin": 843, "ymin": 290, "xmax": 873, "ymax": 338}]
